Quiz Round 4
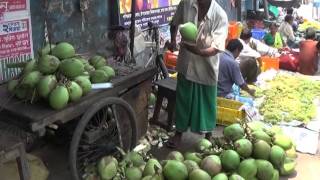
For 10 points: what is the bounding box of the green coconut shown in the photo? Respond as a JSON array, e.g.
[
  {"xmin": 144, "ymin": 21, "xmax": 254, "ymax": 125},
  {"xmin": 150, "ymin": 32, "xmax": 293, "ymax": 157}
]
[
  {"xmin": 39, "ymin": 43, "xmax": 56, "ymax": 56},
  {"xmin": 223, "ymin": 124, "xmax": 244, "ymax": 141},
  {"xmin": 48, "ymin": 85, "xmax": 69, "ymax": 110},
  {"xmin": 76, "ymin": 57, "xmax": 89, "ymax": 65},
  {"xmin": 184, "ymin": 152, "xmax": 202, "ymax": 165},
  {"xmin": 220, "ymin": 150, "xmax": 240, "ymax": 171},
  {"xmin": 252, "ymin": 130, "xmax": 272, "ymax": 144},
  {"xmin": 125, "ymin": 167, "xmax": 142, "ymax": 180},
  {"xmin": 37, "ymin": 75, "xmax": 57, "ymax": 98},
  {"xmin": 52, "ymin": 42, "xmax": 75, "ymax": 59},
  {"xmin": 268, "ymin": 125, "xmax": 283, "ymax": 135},
  {"xmin": 84, "ymin": 64, "xmax": 96, "ymax": 73},
  {"xmin": 143, "ymin": 158, "xmax": 162, "ymax": 177},
  {"xmin": 247, "ymin": 121, "xmax": 266, "ymax": 132},
  {"xmin": 163, "ymin": 160, "xmax": 188, "ymax": 180},
  {"xmin": 38, "ymin": 55, "xmax": 60, "ymax": 74},
  {"xmin": 98, "ymin": 66, "xmax": 115, "ymax": 78},
  {"xmin": 23, "ymin": 59, "xmax": 37, "ymax": 74},
  {"xmin": 7, "ymin": 79, "xmax": 19, "ymax": 92},
  {"xmin": 75, "ymin": 76, "xmax": 92, "ymax": 95},
  {"xmin": 273, "ymin": 134, "xmax": 293, "ymax": 150},
  {"xmin": 142, "ymin": 176, "xmax": 152, "ymax": 180},
  {"xmin": 234, "ymin": 138, "xmax": 252, "ymax": 158},
  {"xmin": 212, "ymin": 173, "xmax": 228, "ymax": 180},
  {"xmin": 200, "ymin": 155, "xmax": 221, "ymax": 176},
  {"xmin": 90, "ymin": 70, "xmax": 109, "ymax": 83},
  {"xmin": 167, "ymin": 151, "xmax": 184, "ymax": 162},
  {"xmin": 98, "ymin": 156, "xmax": 118, "ymax": 180},
  {"xmin": 141, "ymin": 174, "xmax": 164, "ymax": 180},
  {"xmin": 270, "ymin": 145, "xmax": 286, "ymax": 168},
  {"xmin": 286, "ymin": 146, "xmax": 298, "ymax": 159},
  {"xmin": 229, "ymin": 174, "xmax": 245, "ymax": 180},
  {"xmin": 279, "ymin": 158, "xmax": 296, "ymax": 176},
  {"xmin": 271, "ymin": 169, "xmax": 280, "ymax": 180},
  {"xmin": 255, "ymin": 160, "xmax": 274, "ymax": 180},
  {"xmin": 20, "ymin": 71, "xmax": 42, "ymax": 88},
  {"xmin": 150, "ymin": 174, "xmax": 164, "ymax": 180},
  {"xmin": 238, "ymin": 158, "xmax": 257, "ymax": 179},
  {"xmin": 124, "ymin": 152, "xmax": 145, "ymax": 167},
  {"xmin": 59, "ymin": 58, "xmax": 85, "ymax": 78},
  {"xmin": 253, "ymin": 140, "xmax": 271, "ymax": 160},
  {"xmin": 179, "ymin": 22, "xmax": 198, "ymax": 42},
  {"xmin": 148, "ymin": 93, "xmax": 157, "ymax": 106},
  {"xmin": 189, "ymin": 169, "xmax": 211, "ymax": 180},
  {"xmin": 183, "ymin": 160, "xmax": 200, "ymax": 173},
  {"xmin": 196, "ymin": 138, "xmax": 213, "ymax": 152},
  {"xmin": 67, "ymin": 81, "xmax": 83, "ymax": 102},
  {"xmin": 89, "ymin": 55, "xmax": 107, "ymax": 69}
]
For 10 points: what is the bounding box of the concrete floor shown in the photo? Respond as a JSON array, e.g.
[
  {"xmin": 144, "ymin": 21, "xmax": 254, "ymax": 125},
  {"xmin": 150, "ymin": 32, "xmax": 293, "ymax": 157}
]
[{"xmin": 28, "ymin": 126, "xmax": 320, "ymax": 180}]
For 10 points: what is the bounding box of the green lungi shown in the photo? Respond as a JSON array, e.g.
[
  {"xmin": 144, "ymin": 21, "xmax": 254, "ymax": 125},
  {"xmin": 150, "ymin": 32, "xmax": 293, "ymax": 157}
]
[{"xmin": 175, "ymin": 74, "xmax": 217, "ymax": 133}]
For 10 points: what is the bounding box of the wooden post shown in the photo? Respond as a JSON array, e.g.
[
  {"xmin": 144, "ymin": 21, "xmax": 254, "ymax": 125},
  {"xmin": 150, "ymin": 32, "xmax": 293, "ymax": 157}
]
[{"xmin": 130, "ymin": 0, "xmax": 136, "ymax": 64}]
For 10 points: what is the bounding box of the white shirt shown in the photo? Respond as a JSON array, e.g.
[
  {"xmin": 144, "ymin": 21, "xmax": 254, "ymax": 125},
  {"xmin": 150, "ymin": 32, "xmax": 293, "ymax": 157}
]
[
  {"xmin": 171, "ymin": 0, "xmax": 228, "ymax": 85},
  {"xmin": 279, "ymin": 22, "xmax": 295, "ymax": 42},
  {"xmin": 238, "ymin": 38, "xmax": 279, "ymax": 59}
]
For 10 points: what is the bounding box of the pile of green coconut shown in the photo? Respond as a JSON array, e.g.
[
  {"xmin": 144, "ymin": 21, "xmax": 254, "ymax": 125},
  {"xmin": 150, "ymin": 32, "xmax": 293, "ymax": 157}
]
[
  {"xmin": 6, "ymin": 42, "xmax": 115, "ymax": 110},
  {"xmin": 86, "ymin": 122, "xmax": 297, "ymax": 180}
]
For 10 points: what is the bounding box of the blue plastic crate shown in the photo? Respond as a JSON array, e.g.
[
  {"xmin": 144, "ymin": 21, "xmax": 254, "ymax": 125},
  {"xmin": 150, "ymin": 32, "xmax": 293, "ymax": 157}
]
[{"xmin": 251, "ymin": 29, "xmax": 266, "ymax": 40}]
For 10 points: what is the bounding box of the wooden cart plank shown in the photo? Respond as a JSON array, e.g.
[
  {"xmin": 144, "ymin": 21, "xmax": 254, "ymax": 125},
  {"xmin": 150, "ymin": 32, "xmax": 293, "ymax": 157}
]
[{"xmin": 0, "ymin": 67, "xmax": 156, "ymax": 132}]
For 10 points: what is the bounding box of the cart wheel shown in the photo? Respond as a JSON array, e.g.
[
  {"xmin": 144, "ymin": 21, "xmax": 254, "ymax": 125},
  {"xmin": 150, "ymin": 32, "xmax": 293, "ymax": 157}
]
[{"xmin": 69, "ymin": 97, "xmax": 137, "ymax": 180}]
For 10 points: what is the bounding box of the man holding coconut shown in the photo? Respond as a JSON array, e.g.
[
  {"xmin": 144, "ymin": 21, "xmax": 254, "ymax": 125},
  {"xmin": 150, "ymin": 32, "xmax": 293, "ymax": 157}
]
[{"xmin": 166, "ymin": 0, "xmax": 228, "ymax": 148}]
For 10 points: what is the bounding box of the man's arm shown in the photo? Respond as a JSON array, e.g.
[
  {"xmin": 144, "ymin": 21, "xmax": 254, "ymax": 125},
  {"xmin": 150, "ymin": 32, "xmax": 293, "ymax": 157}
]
[
  {"xmin": 240, "ymin": 83, "xmax": 255, "ymax": 97},
  {"xmin": 168, "ymin": 24, "xmax": 179, "ymax": 51},
  {"xmin": 168, "ymin": 1, "xmax": 184, "ymax": 51},
  {"xmin": 231, "ymin": 63, "xmax": 255, "ymax": 96}
]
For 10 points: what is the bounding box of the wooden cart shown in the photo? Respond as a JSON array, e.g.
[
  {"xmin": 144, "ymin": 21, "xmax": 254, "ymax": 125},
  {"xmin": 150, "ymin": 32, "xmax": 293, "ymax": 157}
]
[{"xmin": 0, "ymin": 67, "xmax": 157, "ymax": 180}]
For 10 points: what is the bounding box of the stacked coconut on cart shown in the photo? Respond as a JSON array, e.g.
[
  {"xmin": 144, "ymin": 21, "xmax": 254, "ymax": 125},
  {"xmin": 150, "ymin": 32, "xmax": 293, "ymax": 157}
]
[{"xmin": 6, "ymin": 42, "xmax": 115, "ymax": 110}]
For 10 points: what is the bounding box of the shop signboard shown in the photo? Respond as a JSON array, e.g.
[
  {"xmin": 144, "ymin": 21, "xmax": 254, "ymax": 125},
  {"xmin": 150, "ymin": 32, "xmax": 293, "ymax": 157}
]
[
  {"xmin": 118, "ymin": 0, "xmax": 181, "ymax": 29},
  {"xmin": 0, "ymin": 0, "xmax": 33, "ymax": 83}
]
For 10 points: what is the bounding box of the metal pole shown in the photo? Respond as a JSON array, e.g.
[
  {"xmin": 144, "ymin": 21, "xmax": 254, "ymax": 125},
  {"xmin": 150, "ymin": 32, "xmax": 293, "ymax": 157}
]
[
  {"xmin": 263, "ymin": 0, "xmax": 270, "ymax": 20},
  {"xmin": 130, "ymin": 0, "xmax": 136, "ymax": 64}
]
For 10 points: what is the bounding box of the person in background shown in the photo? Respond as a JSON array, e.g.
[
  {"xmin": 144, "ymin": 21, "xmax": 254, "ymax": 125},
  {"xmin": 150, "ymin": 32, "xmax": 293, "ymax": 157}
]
[
  {"xmin": 166, "ymin": 0, "xmax": 228, "ymax": 148},
  {"xmin": 286, "ymin": 8, "xmax": 298, "ymax": 32},
  {"xmin": 218, "ymin": 39, "xmax": 255, "ymax": 99},
  {"xmin": 298, "ymin": 27, "xmax": 319, "ymax": 75},
  {"xmin": 313, "ymin": 0, "xmax": 320, "ymax": 20},
  {"xmin": 279, "ymin": 15, "xmax": 297, "ymax": 48},
  {"xmin": 264, "ymin": 23, "xmax": 284, "ymax": 49},
  {"xmin": 238, "ymin": 28, "xmax": 278, "ymax": 83}
]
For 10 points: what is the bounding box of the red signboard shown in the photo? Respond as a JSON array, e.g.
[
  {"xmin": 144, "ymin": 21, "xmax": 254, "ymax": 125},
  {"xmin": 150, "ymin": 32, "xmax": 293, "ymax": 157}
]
[
  {"xmin": 0, "ymin": 0, "xmax": 27, "ymax": 13},
  {"xmin": 0, "ymin": 18, "xmax": 31, "ymax": 58},
  {"xmin": 0, "ymin": 17, "xmax": 33, "ymax": 82}
]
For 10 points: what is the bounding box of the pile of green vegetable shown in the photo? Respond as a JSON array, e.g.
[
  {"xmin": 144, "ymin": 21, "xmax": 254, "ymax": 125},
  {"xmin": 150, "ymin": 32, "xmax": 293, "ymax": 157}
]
[
  {"xmin": 6, "ymin": 42, "xmax": 115, "ymax": 110},
  {"xmin": 85, "ymin": 122, "xmax": 297, "ymax": 180},
  {"xmin": 257, "ymin": 74, "xmax": 320, "ymax": 123}
]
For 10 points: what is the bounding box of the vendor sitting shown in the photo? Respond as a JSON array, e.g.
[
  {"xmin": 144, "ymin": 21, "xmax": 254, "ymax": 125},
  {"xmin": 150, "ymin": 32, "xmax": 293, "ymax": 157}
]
[
  {"xmin": 298, "ymin": 27, "xmax": 319, "ymax": 75},
  {"xmin": 264, "ymin": 23, "xmax": 284, "ymax": 49},
  {"xmin": 218, "ymin": 39, "xmax": 255, "ymax": 98},
  {"xmin": 238, "ymin": 28, "xmax": 278, "ymax": 83},
  {"xmin": 279, "ymin": 15, "xmax": 298, "ymax": 48}
]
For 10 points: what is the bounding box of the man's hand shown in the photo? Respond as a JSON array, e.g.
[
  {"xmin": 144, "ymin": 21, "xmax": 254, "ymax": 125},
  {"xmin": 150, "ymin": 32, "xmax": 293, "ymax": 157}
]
[
  {"xmin": 180, "ymin": 41, "xmax": 200, "ymax": 54},
  {"xmin": 181, "ymin": 41, "xmax": 218, "ymax": 57}
]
